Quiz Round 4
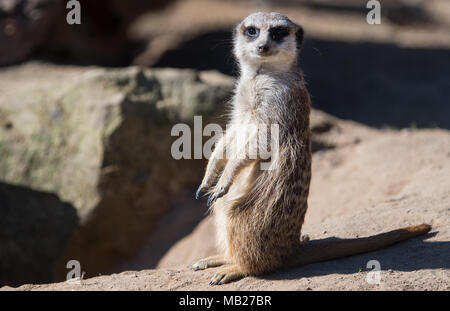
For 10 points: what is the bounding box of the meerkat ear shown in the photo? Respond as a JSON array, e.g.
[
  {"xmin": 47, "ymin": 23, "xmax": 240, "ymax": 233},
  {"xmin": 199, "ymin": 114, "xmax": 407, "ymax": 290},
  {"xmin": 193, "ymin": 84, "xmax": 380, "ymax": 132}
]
[{"xmin": 295, "ymin": 26, "xmax": 304, "ymax": 50}]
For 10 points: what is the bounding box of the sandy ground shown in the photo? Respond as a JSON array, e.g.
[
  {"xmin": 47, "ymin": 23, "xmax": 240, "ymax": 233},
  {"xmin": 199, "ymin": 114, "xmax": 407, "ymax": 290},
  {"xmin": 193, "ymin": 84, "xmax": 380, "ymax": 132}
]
[{"xmin": 3, "ymin": 115, "xmax": 449, "ymax": 291}]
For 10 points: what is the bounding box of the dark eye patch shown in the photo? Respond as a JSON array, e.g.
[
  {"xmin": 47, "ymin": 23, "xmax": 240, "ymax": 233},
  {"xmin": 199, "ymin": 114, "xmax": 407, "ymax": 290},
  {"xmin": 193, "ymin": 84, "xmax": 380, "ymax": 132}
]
[
  {"xmin": 244, "ymin": 26, "xmax": 259, "ymax": 39},
  {"xmin": 269, "ymin": 26, "xmax": 289, "ymax": 42}
]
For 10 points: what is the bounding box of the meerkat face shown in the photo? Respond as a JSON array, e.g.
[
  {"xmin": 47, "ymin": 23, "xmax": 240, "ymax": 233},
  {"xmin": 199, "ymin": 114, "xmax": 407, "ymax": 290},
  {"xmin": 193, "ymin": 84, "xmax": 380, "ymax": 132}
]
[{"xmin": 233, "ymin": 12, "xmax": 304, "ymax": 70}]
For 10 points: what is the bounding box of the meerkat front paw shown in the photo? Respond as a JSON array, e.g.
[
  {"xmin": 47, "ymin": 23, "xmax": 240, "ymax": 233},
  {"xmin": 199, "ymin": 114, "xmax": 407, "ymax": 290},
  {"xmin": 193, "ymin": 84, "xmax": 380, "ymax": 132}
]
[
  {"xmin": 209, "ymin": 265, "xmax": 247, "ymax": 285},
  {"xmin": 206, "ymin": 185, "xmax": 229, "ymax": 206}
]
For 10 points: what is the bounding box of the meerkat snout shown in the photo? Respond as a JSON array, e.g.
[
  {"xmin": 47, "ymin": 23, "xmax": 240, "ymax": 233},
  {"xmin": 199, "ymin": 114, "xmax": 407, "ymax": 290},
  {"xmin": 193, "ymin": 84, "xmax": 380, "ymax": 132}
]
[
  {"xmin": 233, "ymin": 12, "xmax": 304, "ymax": 70},
  {"xmin": 257, "ymin": 43, "xmax": 269, "ymax": 55}
]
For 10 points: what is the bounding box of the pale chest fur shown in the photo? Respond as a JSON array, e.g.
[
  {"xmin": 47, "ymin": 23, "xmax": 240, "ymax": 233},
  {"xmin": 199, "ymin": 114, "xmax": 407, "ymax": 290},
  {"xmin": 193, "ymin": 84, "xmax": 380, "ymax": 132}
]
[{"xmin": 231, "ymin": 73, "xmax": 283, "ymax": 126}]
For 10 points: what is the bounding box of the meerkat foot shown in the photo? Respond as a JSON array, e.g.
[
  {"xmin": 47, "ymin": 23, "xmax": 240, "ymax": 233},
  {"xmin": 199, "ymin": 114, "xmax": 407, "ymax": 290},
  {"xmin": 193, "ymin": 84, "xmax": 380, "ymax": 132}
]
[
  {"xmin": 209, "ymin": 265, "xmax": 247, "ymax": 285},
  {"xmin": 191, "ymin": 255, "xmax": 228, "ymax": 271}
]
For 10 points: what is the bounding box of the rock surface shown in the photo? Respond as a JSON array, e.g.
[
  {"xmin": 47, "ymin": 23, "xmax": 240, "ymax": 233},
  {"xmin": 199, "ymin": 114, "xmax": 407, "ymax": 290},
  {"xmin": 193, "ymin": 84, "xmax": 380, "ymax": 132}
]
[{"xmin": 0, "ymin": 62, "xmax": 233, "ymax": 285}]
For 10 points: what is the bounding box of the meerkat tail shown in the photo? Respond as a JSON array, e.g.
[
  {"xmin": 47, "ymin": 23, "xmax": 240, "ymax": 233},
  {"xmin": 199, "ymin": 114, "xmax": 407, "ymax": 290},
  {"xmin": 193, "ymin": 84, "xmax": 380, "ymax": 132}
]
[{"xmin": 286, "ymin": 224, "xmax": 431, "ymax": 268}]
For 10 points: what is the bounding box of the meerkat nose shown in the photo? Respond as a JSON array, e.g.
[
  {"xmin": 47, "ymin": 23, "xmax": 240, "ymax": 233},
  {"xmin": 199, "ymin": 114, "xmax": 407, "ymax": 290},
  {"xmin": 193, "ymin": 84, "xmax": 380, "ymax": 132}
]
[{"xmin": 257, "ymin": 44, "xmax": 269, "ymax": 54}]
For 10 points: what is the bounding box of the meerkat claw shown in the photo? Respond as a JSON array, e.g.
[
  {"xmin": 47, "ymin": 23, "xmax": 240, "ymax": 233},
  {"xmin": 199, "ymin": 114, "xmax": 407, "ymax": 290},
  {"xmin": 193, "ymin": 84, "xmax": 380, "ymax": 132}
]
[
  {"xmin": 207, "ymin": 186, "xmax": 228, "ymax": 206},
  {"xmin": 195, "ymin": 185, "xmax": 206, "ymax": 200},
  {"xmin": 207, "ymin": 194, "xmax": 217, "ymax": 206},
  {"xmin": 209, "ymin": 275, "xmax": 222, "ymax": 286},
  {"xmin": 216, "ymin": 186, "xmax": 228, "ymax": 199}
]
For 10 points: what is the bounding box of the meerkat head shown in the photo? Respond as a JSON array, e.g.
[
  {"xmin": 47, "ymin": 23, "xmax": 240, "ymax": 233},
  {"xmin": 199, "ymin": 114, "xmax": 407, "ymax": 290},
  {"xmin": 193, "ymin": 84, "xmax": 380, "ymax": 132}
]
[{"xmin": 233, "ymin": 12, "xmax": 304, "ymax": 72}]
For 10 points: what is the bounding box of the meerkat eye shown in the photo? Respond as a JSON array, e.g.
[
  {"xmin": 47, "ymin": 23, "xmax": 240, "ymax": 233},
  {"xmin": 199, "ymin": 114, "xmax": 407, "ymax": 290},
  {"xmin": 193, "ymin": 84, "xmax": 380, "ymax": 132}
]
[
  {"xmin": 244, "ymin": 26, "xmax": 259, "ymax": 38},
  {"xmin": 269, "ymin": 26, "xmax": 289, "ymax": 42}
]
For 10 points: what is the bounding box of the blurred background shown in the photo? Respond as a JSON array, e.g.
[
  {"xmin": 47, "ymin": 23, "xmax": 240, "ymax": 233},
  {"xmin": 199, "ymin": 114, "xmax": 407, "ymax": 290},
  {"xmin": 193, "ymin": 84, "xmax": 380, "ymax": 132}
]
[{"xmin": 0, "ymin": 0, "xmax": 449, "ymax": 287}]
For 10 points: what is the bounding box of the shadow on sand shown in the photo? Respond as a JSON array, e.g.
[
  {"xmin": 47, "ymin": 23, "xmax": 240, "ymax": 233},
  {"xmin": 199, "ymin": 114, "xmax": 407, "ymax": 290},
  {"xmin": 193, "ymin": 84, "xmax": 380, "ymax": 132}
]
[
  {"xmin": 263, "ymin": 231, "xmax": 450, "ymax": 281},
  {"xmin": 0, "ymin": 182, "xmax": 78, "ymax": 287}
]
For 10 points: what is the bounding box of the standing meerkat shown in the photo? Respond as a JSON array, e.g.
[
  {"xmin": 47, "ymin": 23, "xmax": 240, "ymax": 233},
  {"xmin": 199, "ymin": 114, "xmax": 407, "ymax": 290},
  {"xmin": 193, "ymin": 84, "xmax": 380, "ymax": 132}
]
[{"xmin": 193, "ymin": 12, "xmax": 431, "ymax": 285}]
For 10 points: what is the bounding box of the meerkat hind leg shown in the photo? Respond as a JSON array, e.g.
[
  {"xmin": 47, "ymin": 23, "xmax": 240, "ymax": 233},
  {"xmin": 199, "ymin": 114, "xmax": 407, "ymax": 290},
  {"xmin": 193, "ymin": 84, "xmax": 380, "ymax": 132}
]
[
  {"xmin": 191, "ymin": 255, "xmax": 229, "ymax": 271},
  {"xmin": 209, "ymin": 264, "xmax": 247, "ymax": 285}
]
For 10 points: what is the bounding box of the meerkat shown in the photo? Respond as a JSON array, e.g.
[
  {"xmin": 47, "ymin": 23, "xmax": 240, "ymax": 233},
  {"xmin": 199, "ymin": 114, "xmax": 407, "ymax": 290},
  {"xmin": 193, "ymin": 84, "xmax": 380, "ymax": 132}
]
[{"xmin": 193, "ymin": 12, "xmax": 431, "ymax": 285}]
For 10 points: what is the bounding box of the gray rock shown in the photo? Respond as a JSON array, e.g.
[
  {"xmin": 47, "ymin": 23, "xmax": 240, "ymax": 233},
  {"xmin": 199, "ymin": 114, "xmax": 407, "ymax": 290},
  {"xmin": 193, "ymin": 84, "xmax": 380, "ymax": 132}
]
[{"xmin": 0, "ymin": 64, "xmax": 233, "ymax": 284}]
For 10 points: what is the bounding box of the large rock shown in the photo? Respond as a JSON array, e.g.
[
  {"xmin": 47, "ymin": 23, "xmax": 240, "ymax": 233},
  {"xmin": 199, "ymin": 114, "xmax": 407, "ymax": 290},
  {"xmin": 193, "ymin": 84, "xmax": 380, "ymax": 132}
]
[{"xmin": 0, "ymin": 63, "xmax": 233, "ymax": 284}]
